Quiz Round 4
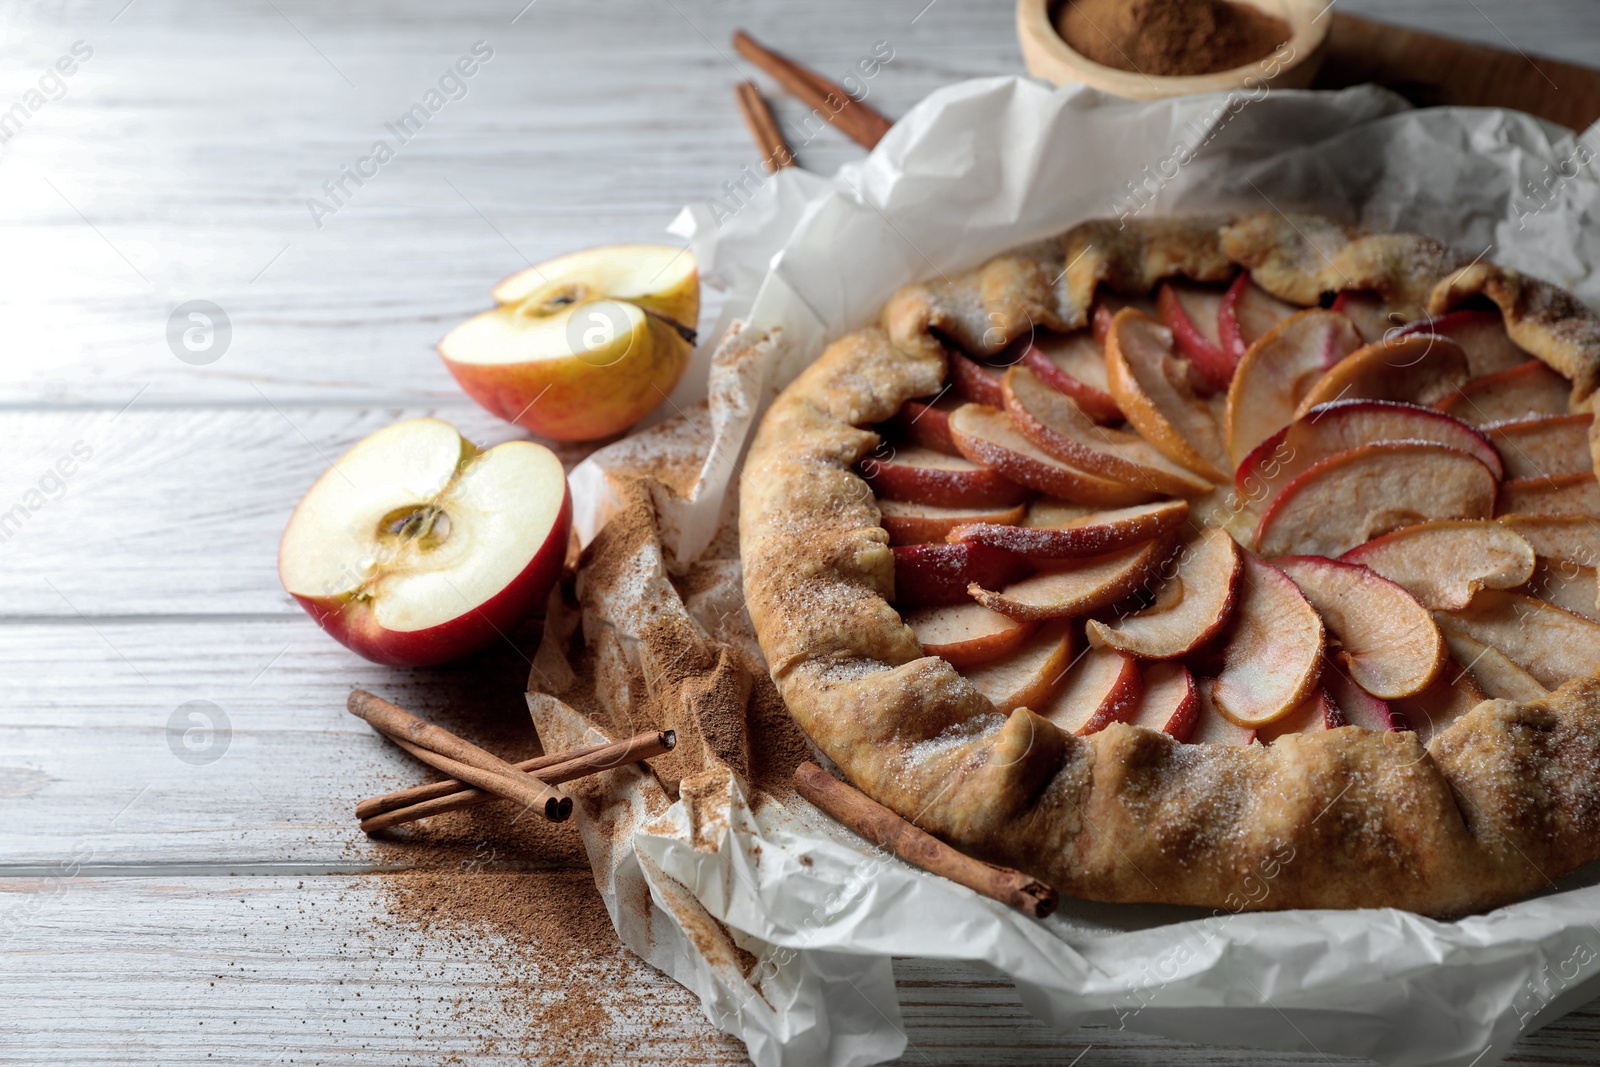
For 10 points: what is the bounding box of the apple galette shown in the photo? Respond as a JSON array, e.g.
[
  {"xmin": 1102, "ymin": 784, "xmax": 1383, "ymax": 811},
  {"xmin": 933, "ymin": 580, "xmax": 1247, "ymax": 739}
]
[{"xmin": 740, "ymin": 214, "xmax": 1600, "ymax": 916}]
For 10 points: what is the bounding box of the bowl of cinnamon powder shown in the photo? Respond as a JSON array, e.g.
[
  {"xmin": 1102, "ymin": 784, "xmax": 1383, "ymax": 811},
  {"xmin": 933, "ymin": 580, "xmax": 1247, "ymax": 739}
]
[{"xmin": 1017, "ymin": 0, "xmax": 1330, "ymax": 100}]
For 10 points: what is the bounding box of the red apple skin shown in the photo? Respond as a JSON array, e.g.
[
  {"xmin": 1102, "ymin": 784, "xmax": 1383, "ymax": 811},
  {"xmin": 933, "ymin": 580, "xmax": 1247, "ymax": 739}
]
[
  {"xmin": 892, "ymin": 542, "xmax": 1031, "ymax": 608},
  {"xmin": 890, "ymin": 397, "xmax": 962, "ymax": 455},
  {"xmin": 284, "ymin": 485, "xmax": 572, "ymax": 667},
  {"xmin": 1020, "ymin": 345, "xmax": 1123, "ymax": 423},
  {"xmin": 948, "ymin": 352, "xmax": 1005, "ymax": 406},
  {"xmin": 1157, "ymin": 282, "xmax": 1234, "ymax": 391}
]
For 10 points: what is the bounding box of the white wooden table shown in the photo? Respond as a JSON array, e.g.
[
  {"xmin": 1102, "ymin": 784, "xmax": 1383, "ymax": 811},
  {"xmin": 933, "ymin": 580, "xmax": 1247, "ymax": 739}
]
[{"xmin": 5, "ymin": 1, "xmax": 1600, "ymax": 1063}]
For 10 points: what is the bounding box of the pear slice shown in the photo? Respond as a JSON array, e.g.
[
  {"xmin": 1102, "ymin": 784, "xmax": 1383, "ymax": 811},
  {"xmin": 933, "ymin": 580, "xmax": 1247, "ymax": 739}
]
[
  {"xmin": 1086, "ymin": 527, "xmax": 1241, "ymax": 659},
  {"xmin": 1340, "ymin": 519, "xmax": 1535, "ymax": 611}
]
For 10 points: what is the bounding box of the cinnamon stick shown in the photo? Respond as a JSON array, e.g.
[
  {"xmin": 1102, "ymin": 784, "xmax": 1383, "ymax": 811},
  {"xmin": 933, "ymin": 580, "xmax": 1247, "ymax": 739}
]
[
  {"xmin": 792, "ymin": 761, "xmax": 1058, "ymax": 919},
  {"xmin": 356, "ymin": 729, "xmax": 675, "ymax": 833},
  {"xmin": 347, "ymin": 690, "xmax": 571, "ymax": 823},
  {"xmin": 732, "ymin": 30, "xmax": 893, "ymax": 149},
  {"xmin": 735, "ymin": 81, "xmax": 795, "ymax": 174}
]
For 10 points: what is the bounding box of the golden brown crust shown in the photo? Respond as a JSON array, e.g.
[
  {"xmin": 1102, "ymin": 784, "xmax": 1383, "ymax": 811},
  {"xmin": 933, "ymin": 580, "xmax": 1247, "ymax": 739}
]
[{"xmin": 742, "ymin": 217, "xmax": 1600, "ymax": 916}]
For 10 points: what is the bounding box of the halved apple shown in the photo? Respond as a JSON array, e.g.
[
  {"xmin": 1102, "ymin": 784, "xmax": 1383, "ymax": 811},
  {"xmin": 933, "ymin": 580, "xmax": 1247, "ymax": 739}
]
[
  {"xmin": 1223, "ymin": 309, "xmax": 1363, "ymax": 468},
  {"xmin": 1393, "ymin": 659, "xmax": 1486, "ymax": 745},
  {"xmin": 278, "ymin": 417, "xmax": 572, "ymax": 666},
  {"xmin": 1274, "ymin": 556, "xmax": 1444, "ymax": 699},
  {"xmin": 1129, "ymin": 661, "xmax": 1200, "ymax": 741},
  {"xmin": 891, "ymin": 542, "xmax": 1031, "ymax": 609},
  {"xmin": 970, "ymin": 540, "xmax": 1165, "ymax": 620},
  {"xmin": 1157, "ymin": 280, "xmax": 1232, "ymax": 390},
  {"xmin": 1434, "ymin": 589, "xmax": 1600, "ymax": 689},
  {"xmin": 1103, "ymin": 309, "xmax": 1231, "ymax": 482},
  {"xmin": 1211, "ymin": 553, "xmax": 1325, "ymax": 726},
  {"xmin": 1021, "ymin": 330, "xmax": 1122, "ymax": 423},
  {"xmin": 878, "ymin": 498, "xmax": 1027, "ymax": 546},
  {"xmin": 1038, "ymin": 645, "xmax": 1142, "ymax": 736},
  {"xmin": 1486, "ymin": 413, "xmax": 1595, "ymax": 480},
  {"xmin": 1218, "ymin": 272, "xmax": 1298, "ymax": 362},
  {"xmin": 1499, "ymin": 514, "xmax": 1600, "ymax": 567},
  {"xmin": 1293, "ymin": 333, "xmax": 1471, "ymax": 417},
  {"xmin": 1086, "ymin": 527, "xmax": 1241, "ymax": 659},
  {"xmin": 1330, "ymin": 290, "xmax": 1411, "ymax": 342},
  {"xmin": 1002, "ymin": 365, "xmax": 1212, "ymax": 497},
  {"xmin": 889, "ymin": 394, "xmax": 964, "ymax": 456},
  {"xmin": 1523, "ymin": 559, "xmax": 1600, "ymax": 622},
  {"xmin": 1255, "ymin": 443, "xmax": 1498, "ymax": 558},
  {"xmin": 1435, "ymin": 360, "xmax": 1571, "ymax": 426},
  {"xmin": 1340, "ymin": 519, "xmax": 1536, "ymax": 610},
  {"xmin": 949, "ymin": 499, "xmax": 1189, "ymax": 560},
  {"xmin": 1256, "ymin": 687, "xmax": 1344, "ymax": 744},
  {"xmin": 1394, "ymin": 309, "xmax": 1529, "ymax": 377},
  {"xmin": 440, "ymin": 244, "xmax": 697, "ymax": 441},
  {"xmin": 1440, "ymin": 631, "xmax": 1549, "ymax": 702},
  {"xmin": 948, "ymin": 403, "xmax": 1156, "ymax": 506},
  {"xmin": 1321, "ymin": 666, "xmax": 1404, "ymax": 732},
  {"xmin": 1190, "ymin": 684, "xmax": 1260, "ymax": 745},
  {"xmin": 963, "ymin": 621, "xmax": 1075, "ymax": 714},
  {"xmin": 859, "ymin": 444, "xmax": 1028, "ymax": 509},
  {"xmin": 906, "ymin": 601, "xmax": 1038, "ymax": 669},
  {"xmin": 1498, "ymin": 473, "xmax": 1600, "ymax": 519}
]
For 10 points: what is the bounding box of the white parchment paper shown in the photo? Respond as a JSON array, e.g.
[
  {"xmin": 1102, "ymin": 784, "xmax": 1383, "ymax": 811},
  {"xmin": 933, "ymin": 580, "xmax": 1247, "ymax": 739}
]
[{"xmin": 559, "ymin": 77, "xmax": 1600, "ymax": 1067}]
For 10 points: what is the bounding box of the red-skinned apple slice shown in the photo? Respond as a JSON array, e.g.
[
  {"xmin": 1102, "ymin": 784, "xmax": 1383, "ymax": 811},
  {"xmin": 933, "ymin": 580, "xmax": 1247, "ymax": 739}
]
[
  {"xmin": 1435, "ymin": 360, "xmax": 1571, "ymax": 426},
  {"xmin": 1394, "ymin": 309, "xmax": 1528, "ymax": 377},
  {"xmin": 1103, "ymin": 309, "xmax": 1232, "ymax": 482},
  {"xmin": 1218, "ymin": 272, "xmax": 1298, "ymax": 361},
  {"xmin": 440, "ymin": 245, "xmax": 697, "ymax": 442},
  {"xmin": 1092, "ymin": 293, "xmax": 1158, "ymax": 344},
  {"xmin": 1340, "ymin": 519, "xmax": 1536, "ymax": 610},
  {"xmin": 1002, "ymin": 364, "xmax": 1212, "ymax": 497},
  {"xmin": 1498, "ymin": 514, "xmax": 1600, "ymax": 568},
  {"xmin": 1086, "ymin": 527, "xmax": 1241, "ymax": 659},
  {"xmin": 891, "ymin": 542, "xmax": 1031, "ymax": 609},
  {"xmin": 1255, "ymin": 443, "xmax": 1498, "ymax": 558},
  {"xmin": 1021, "ymin": 330, "xmax": 1122, "ymax": 423},
  {"xmin": 970, "ymin": 540, "xmax": 1165, "ymax": 620},
  {"xmin": 1256, "ymin": 687, "xmax": 1344, "ymax": 744},
  {"xmin": 858, "ymin": 444, "xmax": 1027, "ymax": 508},
  {"xmin": 906, "ymin": 601, "xmax": 1038, "ymax": 669},
  {"xmin": 1523, "ymin": 559, "xmax": 1600, "ymax": 622},
  {"xmin": 889, "ymin": 393, "xmax": 964, "ymax": 456},
  {"xmin": 948, "ymin": 403, "xmax": 1156, "ymax": 506},
  {"xmin": 1157, "ymin": 280, "xmax": 1232, "ymax": 390},
  {"xmin": 1498, "ymin": 473, "xmax": 1600, "ymax": 519},
  {"xmin": 1394, "ymin": 659, "xmax": 1486, "ymax": 745},
  {"xmin": 278, "ymin": 417, "xmax": 572, "ymax": 667},
  {"xmin": 1486, "ymin": 413, "xmax": 1595, "ymax": 480},
  {"xmin": 1293, "ymin": 333, "xmax": 1471, "ymax": 417},
  {"xmin": 1129, "ymin": 661, "xmax": 1200, "ymax": 741},
  {"xmin": 1434, "ymin": 589, "xmax": 1600, "ymax": 689},
  {"xmin": 947, "ymin": 352, "xmax": 1005, "ymax": 406},
  {"xmin": 1211, "ymin": 553, "xmax": 1324, "ymax": 727},
  {"xmin": 1191, "ymin": 684, "xmax": 1260, "ymax": 745},
  {"xmin": 1321, "ymin": 666, "xmax": 1404, "ymax": 732},
  {"xmin": 1224, "ymin": 309, "xmax": 1364, "ymax": 468},
  {"xmin": 878, "ymin": 499, "xmax": 1027, "ymax": 546},
  {"xmin": 1440, "ymin": 631, "xmax": 1549, "ymax": 701},
  {"xmin": 949, "ymin": 500, "xmax": 1189, "ymax": 560},
  {"xmin": 963, "ymin": 621, "xmax": 1075, "ymax": 714},
  {"xmin": 1330, "ymin": 290, "xmax": 1412, "ymax": 342},
  {"xmin": 1039, "ymin": 645, "xmax": 1141, "ymax": 736}
]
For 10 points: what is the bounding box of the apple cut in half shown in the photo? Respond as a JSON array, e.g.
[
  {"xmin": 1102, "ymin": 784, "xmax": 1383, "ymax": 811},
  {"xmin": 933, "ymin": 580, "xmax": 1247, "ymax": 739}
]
[
  {"xmin": 1021, "ymin": 330, "xmax": 1122, "ymax": 423},
  {"xmin": 1103, "ymin": 309, "xmax": 1232, "ymax": 482},
  {"xmin": 1218, "ymin": 272, "xmax": 1298, "ymax": 362},
  {"xmin": 1256, "ymin": 687, "xmax": 1344, "ymax": 744},
  {"xmin": 1157, "ymin": 280, "xmax": 1232, "ymax": 390},
  {"xmin": 963, "ymin": 621, "xmax": 1075, "ymax": 714},
  {"xmin": 1394, "ymin": 309, "xmax": 1529, "ymax": 377},
  {"xmin": 1498, "ymin": 514, "xmax": 1600, "ymax": 568},
  {"xmin": 1394, "ymin": 659, "xmax": 1486, "ymax": 746},
  {"xmin": 1434, "ymin": 589, "xmax": 1600, "ymax": 689},
  {"xmin": 1435, "ymin": 360, "xmax": 1571, "ymax": 426},
  {"xmin": 949, "ymin": 499, "xmax": 1188, "ymax": 560},
  {"xmin": 440, "ymin": 244, "xmax": 697, "ymax": 442},
  {"xmin": 1485, "ymin": 413, "xmax": 1595, "ymax": 480},
  {"xmin": 878, "ymin": 499, "xmax": 1027, "ymax": 546},
  {"xmin": 1211, "ymin": 553, "xmax": 1325, "ymax": 727},
  {"xmin": 1330, "ymin": 290, "xmax": 1412, "ymax": 343},
  {"xmin": 1498, "ymin": 473, "xmax": 1600, "ymax": 519},
  {"xmin": 1039, "ymin": 645, "xmax": 1142, "ymax": 736},
  {"xmin": 278, "ymin": 417, "xmax": 572, "ymax": 667},
  {"xmin": 948, "ymin": 403, "xmax": 1156, "ymax": 506},
  {"xmin": 1255, "ymin": 442, "xmax": 1498, "ymax": 558},
  {"xmin": 906, "ymin": 602, "xmax": 1037, "ymax": 669},
  {"xmin": 1128, "ymin": 661, "xmax": 1201, "ymax": 740},
  {"xmin": 891, "ymin": 542, "xmax": 1031, "ymax": 609},
  {"xmin": 1086, "ymin": 527, "xmax": 1241, "ymax": 659},
  {"xmin": 1002, "ymin": 364, "xmax": 1212, "ymax": 497},
  {"xmin": 1439, "ymin": 631, "xmax": 1549, "ymax": 702},
  {"xmin": 859, "ymin": 444, "xmax": 1027, "ymax": 509},
  {"xmin": 1340, "ymin": 519, "xmax": 1536, "ymax": 611},
  {"xmin": 1224, "ymin": 309, "xmax": 1363, "ymax": 469},
  {"xmin": 1191, "ymin": 685, "xmax": 1260, "ymax": 745},
  {"xmin": 1274, "ymin": 556, "xmax": 1444, "ymax": 699},
  {"xmin": 1321, "ymin": 666, "xmax": 1405, "ymax": 732},
  {"xmin": 1523, "ymin": 559, "xmax": 1600, "ymax": 622},
  {"xmin": 970, "ymin": 540, "xmax": 1165, "ymax": 620},
  {"xmin": 889, "ymin": 394, "xmax": 964, "ymax": 456},
  {"xmin": 1293, "ymin": 333, "xmax": 1471, "ymax": 417}
]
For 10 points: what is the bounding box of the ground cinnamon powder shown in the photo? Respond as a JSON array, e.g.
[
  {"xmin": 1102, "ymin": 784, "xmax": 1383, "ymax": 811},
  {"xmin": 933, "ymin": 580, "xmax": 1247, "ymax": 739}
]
[{"xmin": 1056, "ymin": 0, "xmax": 1291, "ymax": 77}]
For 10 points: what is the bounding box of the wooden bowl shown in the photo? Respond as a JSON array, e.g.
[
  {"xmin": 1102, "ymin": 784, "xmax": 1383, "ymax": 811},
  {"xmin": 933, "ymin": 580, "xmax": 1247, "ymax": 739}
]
[{"xmin": 1017, "ymin": 0, "xmax": 1331, "ymax": 100}]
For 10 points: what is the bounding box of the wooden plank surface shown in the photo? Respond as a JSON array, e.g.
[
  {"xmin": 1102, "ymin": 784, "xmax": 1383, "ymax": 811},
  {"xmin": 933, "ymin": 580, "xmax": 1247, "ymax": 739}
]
[{"xmin": 5, "ymin": 0, "xmax": 1600, "ymax": 1063}]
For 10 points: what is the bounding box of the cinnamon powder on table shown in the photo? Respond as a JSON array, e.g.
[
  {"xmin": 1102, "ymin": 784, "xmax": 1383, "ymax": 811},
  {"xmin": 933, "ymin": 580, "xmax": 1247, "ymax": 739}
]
[{"xmin": 1056, "ymin": 0, "xmax": 1291, "ymax": 77}]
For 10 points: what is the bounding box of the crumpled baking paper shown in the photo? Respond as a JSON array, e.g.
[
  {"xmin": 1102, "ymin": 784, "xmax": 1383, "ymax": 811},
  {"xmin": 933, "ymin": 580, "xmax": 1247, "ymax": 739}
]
[{"xmin": 542, "ymin": 76, "xmax": 1600, "ymax": 1067}]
